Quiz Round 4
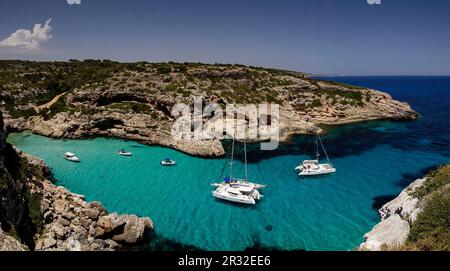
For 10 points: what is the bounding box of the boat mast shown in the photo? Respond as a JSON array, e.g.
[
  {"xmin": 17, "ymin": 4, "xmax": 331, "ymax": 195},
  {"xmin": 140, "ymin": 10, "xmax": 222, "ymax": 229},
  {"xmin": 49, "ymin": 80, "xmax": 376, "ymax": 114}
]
[
  {"xmin": 315, "ymin": 134, "xmax": 320, "ymax": 161},
  {"xmin": 244, "ymin": 138, "xmax": 248, "ymax": 181},
  {"xmin": 318, "ymin": 134, "xmax": 332, "ymax": 166},
  {"xmin": 229, "ymin": 133, "xmax": 235, "ymax": 179}
]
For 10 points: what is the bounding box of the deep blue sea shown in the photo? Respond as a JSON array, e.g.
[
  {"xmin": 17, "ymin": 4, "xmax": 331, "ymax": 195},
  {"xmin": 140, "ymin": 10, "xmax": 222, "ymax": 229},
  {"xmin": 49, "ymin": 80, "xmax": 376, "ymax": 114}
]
[{"xmin": 7, "ymin": 76, "xmax": 450, "ymax": 251}]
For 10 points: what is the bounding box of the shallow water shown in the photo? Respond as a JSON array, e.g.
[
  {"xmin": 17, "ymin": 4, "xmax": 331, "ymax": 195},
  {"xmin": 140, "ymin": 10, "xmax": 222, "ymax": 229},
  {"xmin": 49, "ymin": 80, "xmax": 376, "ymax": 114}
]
[{"xmin": 7, "ymin": 76, "xmax": 450, "ymax": 251}]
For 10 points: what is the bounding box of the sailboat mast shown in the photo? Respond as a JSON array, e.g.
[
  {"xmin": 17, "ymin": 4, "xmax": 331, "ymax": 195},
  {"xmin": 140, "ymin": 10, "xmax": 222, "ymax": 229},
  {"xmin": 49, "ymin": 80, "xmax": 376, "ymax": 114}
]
[
  {"xmin": 318, "ymin": 134, "xmax": 332, "ymax": 166},
  {"xmin": 315, "ymin": 134, "xmax": 320, "ymax": 160},
  {"xmin": 244, "ymin": 139, "xmax": 248, "ymax": 181},
  {"xmin": 229, "ymin": 134, "xmax": 235, "ymax": 179}
]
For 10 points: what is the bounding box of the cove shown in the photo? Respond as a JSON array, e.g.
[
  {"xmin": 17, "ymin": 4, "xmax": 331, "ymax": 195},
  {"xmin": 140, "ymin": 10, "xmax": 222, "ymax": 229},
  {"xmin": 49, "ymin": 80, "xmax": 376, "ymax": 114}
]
[{"xmin": 7, "ymin": 76, "xmax": 450, "ymax": 251}]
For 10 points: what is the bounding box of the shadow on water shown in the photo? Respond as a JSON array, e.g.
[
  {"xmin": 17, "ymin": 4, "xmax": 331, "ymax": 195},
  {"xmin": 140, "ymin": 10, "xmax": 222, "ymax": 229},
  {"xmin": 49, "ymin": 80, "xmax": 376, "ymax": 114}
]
[
  {"xmin": 223, "ymin": 116, "xmax": 450, "ymax": 165},
  {"xmin": 395, "ymin": 165, "xmax": 438, "ymax": 188},
  {"xmin": 371, "ymin": 195, "xmax": 397, "ymax": 211},
  {"xmin": 127, "ymin": 231, "xmax": 303, "ymax": 252},
  {"xmin": 371, "ymin": 165, "xmax": 440, "ymax": 211},
  {"xmin": 224, "ymin": 120, "xmax": 416, "ymax": 164}
]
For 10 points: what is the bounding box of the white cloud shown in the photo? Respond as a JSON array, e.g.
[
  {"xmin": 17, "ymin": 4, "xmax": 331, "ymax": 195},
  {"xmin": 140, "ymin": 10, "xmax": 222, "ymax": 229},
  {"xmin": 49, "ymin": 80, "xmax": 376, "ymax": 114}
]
[
  {"xmin": 0, "ymin": 19, "xmax": 53, "ymax": 51},
  {"xmin": 67, "ymin": 0, "xmax": 81, "ymax": 4}
]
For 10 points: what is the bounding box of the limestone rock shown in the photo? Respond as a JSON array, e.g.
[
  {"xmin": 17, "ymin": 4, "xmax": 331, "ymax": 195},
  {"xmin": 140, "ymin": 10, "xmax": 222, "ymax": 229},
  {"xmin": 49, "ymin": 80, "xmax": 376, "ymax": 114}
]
[
  {"xmin": 360, "ymin": 214, "xmax": 410, "ymax": 251},
  {"xmin": 0, "ymin": 228, "xmax": 29, "ymax": 251},
  {"xmin": 379, "ymin": 178, "xmax": 427, "ymax": 223}
]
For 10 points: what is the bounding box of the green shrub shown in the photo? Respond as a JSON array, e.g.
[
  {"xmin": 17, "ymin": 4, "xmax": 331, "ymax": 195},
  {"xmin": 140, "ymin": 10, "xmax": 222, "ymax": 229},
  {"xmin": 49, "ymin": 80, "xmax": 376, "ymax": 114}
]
[
  {"xmin": 157, "ymin": 66, "xmax": 172, "ymax": 74},
  {"xmin": 411, "ymin": 165, "xmax": 450, "ymax": 199},
  {"xmin": 165, "ymin": 83, "xmax": 179, "ymax": 92},
  {"xmin": 311, "ymin": 99, "xmax": 322, "ymax": 108},
  {"xmin": 406, "ymin": 187, "xmax": 450, "ymax": 251}
]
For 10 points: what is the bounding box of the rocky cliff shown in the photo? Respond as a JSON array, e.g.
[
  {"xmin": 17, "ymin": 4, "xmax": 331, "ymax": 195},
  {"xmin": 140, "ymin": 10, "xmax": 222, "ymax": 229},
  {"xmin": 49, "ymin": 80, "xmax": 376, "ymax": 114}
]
[
  {"xmin": 0, "ymin": 60, "xmax": 418, "ymax": 157},
  {"xmin": 0, "ymin": 110, "xmax": 153, "ymax": 251},
  {"xmin": 360, "ymin": 165, "xmax": 450, "ymax": 251}
]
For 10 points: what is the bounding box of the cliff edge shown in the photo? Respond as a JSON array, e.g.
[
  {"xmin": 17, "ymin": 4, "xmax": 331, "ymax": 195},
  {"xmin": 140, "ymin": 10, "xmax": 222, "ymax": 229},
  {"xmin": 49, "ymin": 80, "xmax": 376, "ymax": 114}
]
[{"xmin": 360, "ymin": 165, "xmax": 450, "ymax": 251}]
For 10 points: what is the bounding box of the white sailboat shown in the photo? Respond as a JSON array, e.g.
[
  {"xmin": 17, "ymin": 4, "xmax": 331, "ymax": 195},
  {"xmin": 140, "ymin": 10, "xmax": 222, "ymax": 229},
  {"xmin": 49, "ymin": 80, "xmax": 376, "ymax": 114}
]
[
  {"xmin": 212, "ymin": 137, "xmax": 265, "ymax": 205},
  {"xmin": 295, "ymin": 134, "xmax": 336, "ymax": 176}
]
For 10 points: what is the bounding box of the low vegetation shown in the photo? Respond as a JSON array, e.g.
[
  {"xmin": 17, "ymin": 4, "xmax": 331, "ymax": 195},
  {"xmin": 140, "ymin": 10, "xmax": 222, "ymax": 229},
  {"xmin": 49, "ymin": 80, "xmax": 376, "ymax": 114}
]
[
  {"xmin": 402, "ymin": 165, "xmax": 450, "ymax": 251},
  {"xmin": 0, "ymin": 60, "xmax": 374, "ymax": 120}
]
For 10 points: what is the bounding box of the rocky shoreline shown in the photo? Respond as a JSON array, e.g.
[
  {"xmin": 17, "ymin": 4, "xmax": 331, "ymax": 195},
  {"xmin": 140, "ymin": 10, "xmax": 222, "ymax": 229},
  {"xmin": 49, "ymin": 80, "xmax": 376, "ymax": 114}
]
[
  {"xmin": 359, "ymin": 178, "xmax": 427, "ymax": 251},
  {"xmin": 4, "ymin": 90, "xmax": 417, "ymax": 158},
  {"xmin": 1, "ymin": 110, "xmax": 154, "ymax": 251},
  {"xmin": 6, "ymin": 149, "xmax": 154, "ymax": 251}
]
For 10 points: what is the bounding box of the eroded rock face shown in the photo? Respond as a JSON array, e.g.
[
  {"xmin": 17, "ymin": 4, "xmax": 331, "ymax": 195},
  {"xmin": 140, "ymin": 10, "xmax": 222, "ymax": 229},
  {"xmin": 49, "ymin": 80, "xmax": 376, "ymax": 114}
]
[
  {"xmin": 34, "ymin": 178, "xmax": 154, "ymax": 251},
  {"xmin": 359, "ymin": 178, "xmax": 427, "ymax": 251},
  {"xmin": 360, "ymin": 215, "xmax": 410, "ymax": 251},
  {"xmin": 379, "ymin": 178, "xmax": 427, "ymax": 224},
  {"xmin": 0, "ymin": 228, "xmax": 29, "ymax": 251}
]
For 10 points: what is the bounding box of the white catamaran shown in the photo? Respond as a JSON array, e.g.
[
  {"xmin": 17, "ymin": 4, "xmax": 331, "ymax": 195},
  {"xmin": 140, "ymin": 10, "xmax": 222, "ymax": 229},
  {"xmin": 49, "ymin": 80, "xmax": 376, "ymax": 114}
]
[
  {"xmin": 295, "ymin": 134, "xmax": 336, "ymax": 176},
  {"xmin": 212, "ymin": 136, "xmax": 265, "ymax": 205}
]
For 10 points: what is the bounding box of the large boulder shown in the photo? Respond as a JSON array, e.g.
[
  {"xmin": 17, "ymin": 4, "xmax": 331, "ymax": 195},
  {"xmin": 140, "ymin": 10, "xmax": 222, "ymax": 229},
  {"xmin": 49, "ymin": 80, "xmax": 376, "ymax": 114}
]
[
  {"xmin": 95, "ymin": 213, "xmax": 153, "ymax": 244},
  {"xmin": 112, "ymin": 215, "xmax": 153, "ymax": 244}
]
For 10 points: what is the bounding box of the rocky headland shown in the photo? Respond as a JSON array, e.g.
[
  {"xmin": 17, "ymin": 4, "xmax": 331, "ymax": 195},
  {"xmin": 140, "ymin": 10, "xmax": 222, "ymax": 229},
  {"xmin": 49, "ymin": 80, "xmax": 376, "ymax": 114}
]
[
  {"xmin": 360, "ymin": 165, "xmax": 450, "ymax": 251},
  {"xmin": 0, "ymin": 111, "xmax": 153, "ymax": 251},
  {"xmin": 0, "ymin": 60, "xmax": 418, "ymax": 157}
]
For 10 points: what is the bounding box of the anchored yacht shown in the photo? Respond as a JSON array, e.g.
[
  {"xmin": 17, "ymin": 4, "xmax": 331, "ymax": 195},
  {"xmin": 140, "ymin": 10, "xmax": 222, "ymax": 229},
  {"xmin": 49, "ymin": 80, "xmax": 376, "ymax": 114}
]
[
  {"xmin": 161, "ymin": 158, "xmax": 176, "ymax": 166},
  {"xmin": 212, "ymin": 184, "xmax": 260, "ymax": 205},
  {"xmin": 296, "ymin": 134, "xmax": 336, "ymax": 176},
  {"xmin": 64, "ymin": 152, "xmax": 80, "ymax": 162},
  {"xmin": 118, "ymin": 149, "xmax": 132, "ymax": 156},
  {"xmin": 212, "ymin": 136, "xmax": 265, "ymax": 205},
  {"xmin": 211, "ymin": 177, "xmax": 266, "ymax": 192}
]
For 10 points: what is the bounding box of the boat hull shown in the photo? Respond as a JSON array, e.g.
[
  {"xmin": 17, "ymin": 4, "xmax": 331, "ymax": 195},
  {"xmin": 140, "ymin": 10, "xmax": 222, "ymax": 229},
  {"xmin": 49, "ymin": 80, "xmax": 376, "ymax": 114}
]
[
  {"xmin": 299, "ymin": 168, "xmax": 336, "ymax": 176},
  {"xmin": 212, "ymin": 191, "xmax": 256, "ymax": 205},
  {"xmin": 64, "ymin": 157, "xmax": 80, "ymax": 163}
]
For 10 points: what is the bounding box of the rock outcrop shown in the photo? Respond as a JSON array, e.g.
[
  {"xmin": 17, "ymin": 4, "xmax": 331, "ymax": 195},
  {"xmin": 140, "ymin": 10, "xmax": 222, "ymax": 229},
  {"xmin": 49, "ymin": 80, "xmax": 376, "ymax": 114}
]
[
  {"xmin": 34, "ymin": 178, "xmax": 153, "ymax": 251},
  {"xmin": 359, "ymin": 178, "xmax": 427, "ymax": 251},
  {"xmin": 0, "ymin": 228, "xmax": 29, "ymax": 251}
]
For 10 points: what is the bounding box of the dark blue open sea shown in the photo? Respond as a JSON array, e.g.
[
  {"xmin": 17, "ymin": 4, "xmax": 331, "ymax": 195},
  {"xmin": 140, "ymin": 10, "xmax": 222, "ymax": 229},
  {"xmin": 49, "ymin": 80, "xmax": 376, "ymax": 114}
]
[{"xmin": 8, "ymin": 76, "xmax": 450, "ymax": 251}]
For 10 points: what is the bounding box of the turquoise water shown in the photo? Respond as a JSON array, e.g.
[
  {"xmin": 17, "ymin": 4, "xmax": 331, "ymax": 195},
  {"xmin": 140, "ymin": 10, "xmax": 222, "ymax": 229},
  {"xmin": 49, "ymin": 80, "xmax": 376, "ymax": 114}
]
[{"xmin": 6, "ymin": 76, "xmax": 450, "ymax": 251}]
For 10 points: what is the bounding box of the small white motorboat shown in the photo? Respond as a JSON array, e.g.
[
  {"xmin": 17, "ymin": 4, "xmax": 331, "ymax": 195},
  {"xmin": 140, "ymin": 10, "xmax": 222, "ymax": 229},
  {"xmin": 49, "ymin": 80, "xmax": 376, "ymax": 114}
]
[
  {"xmin": 118, "ymin": 149, "xmax": 132, "ymax": 156},
  {"xmin": 64, "ymin": 152, "xmax": 80, "ymax": 162},
  {"xmin": 212, "ymin": 184, "xmax": 257, "ymax": 205},
  {"xmin": 160, "ymin": 158, "xmax": 176, "ymax": 166}
]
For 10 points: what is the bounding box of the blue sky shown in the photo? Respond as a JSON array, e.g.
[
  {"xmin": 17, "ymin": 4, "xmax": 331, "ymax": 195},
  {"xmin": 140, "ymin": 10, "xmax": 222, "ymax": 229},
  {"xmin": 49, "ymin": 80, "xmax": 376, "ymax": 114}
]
[{"xmin": 0, "ymin": 0, "xmax": 449, "ymax": 75}]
